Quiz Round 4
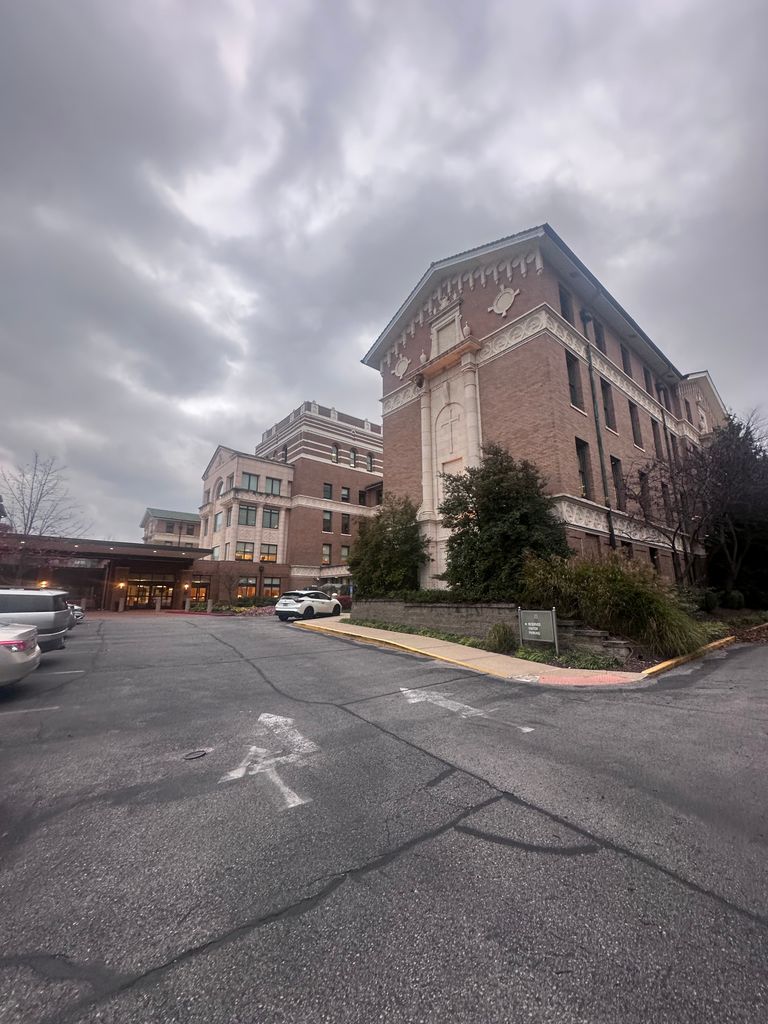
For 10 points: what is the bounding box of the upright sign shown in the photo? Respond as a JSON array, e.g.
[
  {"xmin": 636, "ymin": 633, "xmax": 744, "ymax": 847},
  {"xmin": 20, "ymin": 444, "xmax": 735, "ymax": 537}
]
[{"xmin": 518, "ymin": 607, "xmax": 559, "ymax": 656}]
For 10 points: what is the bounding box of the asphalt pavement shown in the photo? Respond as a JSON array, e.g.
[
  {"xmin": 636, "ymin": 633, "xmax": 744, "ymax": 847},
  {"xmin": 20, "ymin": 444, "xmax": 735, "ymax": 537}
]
[{"xmin": 0, "ymin": 613, "xmax": 766, "ymax": 1023}]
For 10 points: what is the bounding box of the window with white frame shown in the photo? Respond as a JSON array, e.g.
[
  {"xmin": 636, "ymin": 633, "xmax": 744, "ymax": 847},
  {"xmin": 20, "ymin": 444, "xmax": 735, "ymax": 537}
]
[
  {"xmin": 321, "ymin": 543, "xmax": 332, "ymax": 565},
  {"xmin": 331, "ymin": 444, "xmax": 339, "ymax": 463}
]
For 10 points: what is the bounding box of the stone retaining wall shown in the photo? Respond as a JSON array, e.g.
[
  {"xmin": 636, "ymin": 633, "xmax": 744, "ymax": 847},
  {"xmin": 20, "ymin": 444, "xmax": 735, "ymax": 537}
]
[{"xmin": 350, "ymin": 599, "xmax": 632, "ymax": 663}]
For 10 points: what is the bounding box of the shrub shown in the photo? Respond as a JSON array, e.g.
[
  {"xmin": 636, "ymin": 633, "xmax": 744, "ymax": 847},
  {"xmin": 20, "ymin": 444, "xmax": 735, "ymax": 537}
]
[
  {"xmin": 702, "ymin": 589, "xmax": 721, "ymax": 613},
  {"xmin": 520, "ymin": 553, "xmax": 708, "ymax": 659},
  {"xmin": 485, "ymin": 622, "xmax": 517, "ymax": 654},
  {"xmin": 722, "ymin": 590, "xmax": 745, "ymax": 609}
]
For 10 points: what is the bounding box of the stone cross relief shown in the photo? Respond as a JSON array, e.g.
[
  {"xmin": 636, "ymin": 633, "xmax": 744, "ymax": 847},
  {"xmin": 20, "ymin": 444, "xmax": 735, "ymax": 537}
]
[{"xmin": 440, "ymin": 406, "xmax": 462, "ymax": 454}]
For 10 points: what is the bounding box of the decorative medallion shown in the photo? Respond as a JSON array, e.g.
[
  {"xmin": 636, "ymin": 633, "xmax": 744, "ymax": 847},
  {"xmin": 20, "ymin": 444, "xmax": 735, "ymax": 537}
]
[
  {"xmin": 393, "ymin": 354, "xmax": 411, "ymax": 380},
  {"xmin": 488, "ymin": 286, "xmax": 521, "ymax": 317}
]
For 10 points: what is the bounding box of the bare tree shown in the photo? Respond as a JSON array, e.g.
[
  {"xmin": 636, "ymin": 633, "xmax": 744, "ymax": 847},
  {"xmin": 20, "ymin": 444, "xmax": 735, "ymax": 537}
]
[{"xmin": 0, "ymin": 453, "xmax": 89, "ymax": 537}]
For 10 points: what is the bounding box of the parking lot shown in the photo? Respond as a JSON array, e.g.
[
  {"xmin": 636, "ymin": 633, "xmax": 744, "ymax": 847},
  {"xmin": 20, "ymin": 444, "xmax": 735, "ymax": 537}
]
[{"xmin": 1, "ymin": 614, "xmax": 767, "ymax": 1023}]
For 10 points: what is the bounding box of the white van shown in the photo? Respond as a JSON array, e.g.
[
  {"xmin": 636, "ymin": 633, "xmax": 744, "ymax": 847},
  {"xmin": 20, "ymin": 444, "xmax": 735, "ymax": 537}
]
[{"xmin": 0, "ymin": 589, "xmax": 71, "ymax": 652}]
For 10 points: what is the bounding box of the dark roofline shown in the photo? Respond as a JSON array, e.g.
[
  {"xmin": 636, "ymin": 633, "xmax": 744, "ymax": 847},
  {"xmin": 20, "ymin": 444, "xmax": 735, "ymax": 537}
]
[
  {"xmin": 362, "ymin": 222, "xmax": 684, "ymax": 380},
  {"xmin": 1, "ymin": 533, "xmax": 212, "ymax": 557}
]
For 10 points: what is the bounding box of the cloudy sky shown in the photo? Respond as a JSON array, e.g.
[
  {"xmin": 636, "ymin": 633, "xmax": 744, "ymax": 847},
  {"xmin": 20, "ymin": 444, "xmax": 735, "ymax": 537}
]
[{"xmin": 1, "ymin": 0, "xmax": 765, "ymax": 540}]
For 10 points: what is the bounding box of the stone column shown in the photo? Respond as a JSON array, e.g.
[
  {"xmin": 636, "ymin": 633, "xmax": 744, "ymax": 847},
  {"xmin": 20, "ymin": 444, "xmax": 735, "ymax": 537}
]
[
  {"xmin": 462, "ymin": 354, "xmax": 481, "ymax": 467},
  {"xmin": 420, "ymin": 387, "xmax": 435, "ymax": 515}
]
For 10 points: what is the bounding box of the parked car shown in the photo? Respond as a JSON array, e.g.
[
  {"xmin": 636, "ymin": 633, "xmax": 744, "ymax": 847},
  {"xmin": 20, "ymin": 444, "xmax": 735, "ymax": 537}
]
[
  {"xmin": 0, "ymin": 589, "xmax": 71, "ymax": 652},
  {"xmin": 0, "ymin": 624, "xmax": 41, "ymax": 687},
  {"xmin": 67, "ymin": 603, "xmax": 85, "ymax": 626},
  {"xmin": 275, "ymin": 590, "xmax": 342, "ymax": 621}
]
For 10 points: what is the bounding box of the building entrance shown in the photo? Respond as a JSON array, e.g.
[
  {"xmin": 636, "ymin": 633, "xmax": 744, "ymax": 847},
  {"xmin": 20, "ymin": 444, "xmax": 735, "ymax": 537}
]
[{"xmin": 125, "ymin": 575, "xmax": 175, "ymax": 609}]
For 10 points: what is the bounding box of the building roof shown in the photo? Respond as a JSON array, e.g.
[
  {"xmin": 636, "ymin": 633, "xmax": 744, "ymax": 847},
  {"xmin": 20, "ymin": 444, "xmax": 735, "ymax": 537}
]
[
  {"xmin": 362, "ymin": 223, "xmax": 685, "ymax": 383},
  {"xmin": 142, "ymin": 508, "xmax": 201, "ymax": 524}
]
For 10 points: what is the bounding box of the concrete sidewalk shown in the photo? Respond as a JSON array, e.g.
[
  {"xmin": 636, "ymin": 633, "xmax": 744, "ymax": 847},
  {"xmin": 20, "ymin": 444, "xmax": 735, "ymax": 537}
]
[{"xmin": 294, "ymin": 617, "xmax": 648, "ymax": 688}]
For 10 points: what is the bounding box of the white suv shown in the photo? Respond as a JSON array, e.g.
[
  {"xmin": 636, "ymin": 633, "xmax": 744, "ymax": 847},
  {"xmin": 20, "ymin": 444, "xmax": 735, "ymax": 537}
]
[{"xmin": 275, "ymin": 590, "xmax": 342, "ymax": 621}]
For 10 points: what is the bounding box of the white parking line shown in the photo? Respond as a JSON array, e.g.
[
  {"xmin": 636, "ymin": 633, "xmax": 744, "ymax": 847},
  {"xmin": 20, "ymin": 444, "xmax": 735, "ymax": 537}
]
[
  {"xmin": 401, "ymin": 687, "xmax": 534, "ymax": 733},
  {"xmin": 0, "ymin": 705, "xmax": 60, "ymax": 716},
  {"xmin": 35, "ymin": 670, "xmax": 85, "ymax": 676}
]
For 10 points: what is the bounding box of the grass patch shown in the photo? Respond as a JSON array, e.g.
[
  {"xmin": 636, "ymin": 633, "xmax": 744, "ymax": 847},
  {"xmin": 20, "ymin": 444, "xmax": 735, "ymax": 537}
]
[{"xmin": 347, "ymin": 618, "xmax": 487, "ymax": 649}]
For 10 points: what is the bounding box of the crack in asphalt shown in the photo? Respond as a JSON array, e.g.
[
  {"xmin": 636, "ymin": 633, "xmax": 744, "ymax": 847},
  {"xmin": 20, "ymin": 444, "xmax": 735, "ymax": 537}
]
[
  {"xmin": 456, "ymin": 824, "xmax": 601, "ymax": 856},
  {"xmin": 425, "ymin": 767, "xmax": 457, "ymax": 788},
  {"xmin": 35, "ymin": 794, "xmax": 502, "ymax": 1023}
]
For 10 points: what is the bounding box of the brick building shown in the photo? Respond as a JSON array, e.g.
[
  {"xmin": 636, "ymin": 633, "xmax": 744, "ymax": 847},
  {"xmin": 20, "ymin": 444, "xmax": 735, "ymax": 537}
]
[
  {"xmin": 194, "ymin": 402, "xmax": 383, "ymax": 602},
  {"xmin": 362, "ymin": 224, "xmax": 727, "ymax": 584}
]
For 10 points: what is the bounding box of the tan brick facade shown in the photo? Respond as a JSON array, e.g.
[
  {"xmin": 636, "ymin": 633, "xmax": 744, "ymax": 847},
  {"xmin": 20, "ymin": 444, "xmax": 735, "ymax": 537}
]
[
  {"xmin": 363, "ymin": 224, "xmax": 727, "ymax": 584},
  {"xmin": 197, "ymin": 402, "xmax": 383, "ymax": 600}
]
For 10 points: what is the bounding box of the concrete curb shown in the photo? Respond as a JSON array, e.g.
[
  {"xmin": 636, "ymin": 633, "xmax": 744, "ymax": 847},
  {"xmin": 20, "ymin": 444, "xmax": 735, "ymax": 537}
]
[
  {"xmin": 293, "ymin": 621, "xmax": 646, "ymax": 689},
  {"xmin": 640, "ymin": 635, "xmax": 737, "ymax": 678}
]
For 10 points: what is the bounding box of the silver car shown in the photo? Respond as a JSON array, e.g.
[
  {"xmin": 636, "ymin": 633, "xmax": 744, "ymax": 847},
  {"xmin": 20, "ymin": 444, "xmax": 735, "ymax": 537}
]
[
  {"xmin": 0, "ymin": 624, "xmax": 41, "ymax": 687},
  {"xmin": 275, "ymin": 590, "xmax": 342, "ymax": 621},
  {"xmin": 0, "ymin": 589, "xmax": 71, "ymax": 652}
]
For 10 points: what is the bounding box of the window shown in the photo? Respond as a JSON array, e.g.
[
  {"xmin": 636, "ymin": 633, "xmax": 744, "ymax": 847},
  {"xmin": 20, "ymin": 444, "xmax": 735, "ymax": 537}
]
[
  {"xmin": 649, "ymin": 547, "xmax": 660, "ymax": 571},
  {"xmin": 226, "ymin": 507, "xmax": 232, "ymax": 527},
  {"xmin": 341, "ymin": 486, "xmax": 350, "ymax": 503},
  {"xmin": 165, "ymin": 520, "xmax": 176, "ymax": 532},
  {"xmin": 575, "ymin": 438, "xmax": 592, "ymax": 500},
  {"xmin": 620, "ymin": 344, "xmax": 633, "ymax": 378},
  {"xmin": 215, "ymin": 480, "xmax": 223, "ymax": 499},
  {"xmin": 211, "ymin": 546, "xmax": 220, "ymax": 561},
  {"xmin": 601, "ymin": 379, "xmax": 617, "ymax": 431},
  {"xmin": 263, "ymin": 508, "xmax": 280, "ymax": 529},
  {"xmin": 260, "ymin": 544, "xmax": 277, "ymax": 562},
  {"xmin": 323, "ymin": 482, "xmax": 333, "ymax": 500},
  {"xmin": 350, "ymin": 448, "xmax": 357, "ymax": 467},
  {"xmin": 202, "ymin": 517, "xmax": 209, "ymax": 535},
  {"xmin": 639, "ymin": 471, "xmax": 650, "ymax": 515},
  {"xmin": 263, "ymin": 577, "xmax": 281, "ymax": 598},
  {"xmin": 186, "ymin": 524, "xmax": 196, "ymax": 535},
  {"xmin": 235, "ymin": 542, "xmax": 254, "ymax": 561},
  {"xmin": 164, "ymin": 541, "xmax": 174, "ymax": 546},
  {"xmin": 213, "ymin": 511, "xmax": 222, "ymax": 532},
  {"xmin": 238, "ymin": 504, "xmax": 257, "ymax": 526},
  {"xmin": 558, "ymin": 284, "xmax": 574, "ymax": 324},
  {"xmin": 323, "ymin": 511, "xmax": 333, "ymax": 532},
  {"xmin": 651, "ymin": 419, "xmax": 664, "ymax": 460},
  {"xmin": 565, "ymin": 352, "xmax": 584, "ymax": 410},
  {"xmin": 203, "ymin": 489, "xmax": 210, "ymax": 505},
  {"xmin": 657, "ymin": 383, "xmax": 669, "ymax": 411},
  {"xmin": 359, "ymin": 490, "xmax": 367, "ymax": 505},
  {"xmin": 241, "ymin": 472, "xmax": 259, "ymax": 492},
  {"xmin": 643, "ymin": 366, "xmax": 653, "ymax": 394},
  {"xmin": 684, "ymin": 399, "xmax": 693, "ymax": 424},
  {"xmin": 321, "ymin": 543, "xmax": 332, "ymax": 565},
  {"xmin": 237, "ymin": 577, "xmax": 258, "ymax": 599},
  {"xmin": 620, "ymin": 540, "xmax": 634, "ymax": 560},
  {"xmin": 341, "ymin": 513, "xmax": 351, "ymax": 534},
  {"xmin": 226, "ymin": 473, "xmax": 234, "ymax": 490},
  {"xmin": 629, "ymin": 402, "xmax": 643, "ymax": 447},
  {"xmin": 593, "ymin": 320, "xmax": 606, "ymax": 354},
  {"xmin": 265, "ymin": 477, "xmax": 281, "ymax": 496},
  {"xmin": 331, "ymin": 444, "xmax": 339, "ymax": 463},
  {"xmin": 341, "ymin": 545, "xmax": 350, "ymax": 562},
  {"xmin": 611, "ymin": 456, "xmax": 626, "ymax": 511},
  {"xmin": 281, "ymin": 446, "xmax": 288, "ymax": 462},
  {"xmin": 661, "ymin": 482, "xmax": 673, "ymax": 525},
  {"xmin": 224, "ymin": 542, "xmax": 230, "ymax": 560},
  {"xmin": 367, "ymin": 452, "xmax": 374, "ymax": 472}
]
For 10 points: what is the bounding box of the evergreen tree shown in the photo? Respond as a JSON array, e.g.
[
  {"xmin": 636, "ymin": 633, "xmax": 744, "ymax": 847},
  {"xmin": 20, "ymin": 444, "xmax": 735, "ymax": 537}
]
[
  {"xmin": 349, "ymin": 495, "xmax": 429, "ymax": 595},
  {"xmin": 439, "ymin": 444, "xmax": 569, "ymax": 599}
]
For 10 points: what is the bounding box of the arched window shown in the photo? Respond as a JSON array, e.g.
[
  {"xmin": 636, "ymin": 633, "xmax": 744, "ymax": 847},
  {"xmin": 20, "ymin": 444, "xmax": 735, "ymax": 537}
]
[
  {"xmin": 350, "ymin": 448, "xmax": 357, "ymax": 467},
  {"xmin": 282, "ymin": 445, "xmax": 288, "ymax": 463},
  {"xmin": 331, "ymin": 444, "xmax": 339, "ymax": 463},
  {"xmin": 367, "ymin": 452, "xmax": 374, "ymax": 472},
  {"xmin": 214, "ymin": 480, "xmax": 223, "ymax": 499}
]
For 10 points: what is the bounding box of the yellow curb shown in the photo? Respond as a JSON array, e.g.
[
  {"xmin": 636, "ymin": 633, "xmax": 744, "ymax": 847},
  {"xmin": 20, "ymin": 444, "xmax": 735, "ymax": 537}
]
[
  {"xmin": 293, "ymin": 620, "xmax": 512, "ymax": 678},
  {"xmin": 640, "ymin": 635, "xmax": 736, "ymax": 678},
  {"xmin": 293, "ymin": 621, "xmax": 644, "ymax": 688}
]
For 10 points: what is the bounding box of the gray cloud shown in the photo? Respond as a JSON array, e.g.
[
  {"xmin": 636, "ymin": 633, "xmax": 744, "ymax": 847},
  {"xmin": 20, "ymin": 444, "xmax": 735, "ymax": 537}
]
[{"xmin": 1, "ymin": 0, "xmax": 765, "ymax": 539}]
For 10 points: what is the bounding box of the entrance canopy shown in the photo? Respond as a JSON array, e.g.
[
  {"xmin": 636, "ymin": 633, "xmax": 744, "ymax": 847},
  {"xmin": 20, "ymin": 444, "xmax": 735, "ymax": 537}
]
[{"xmin": 0, "ymin": 532, "xmax": 212, "ymax": 610}]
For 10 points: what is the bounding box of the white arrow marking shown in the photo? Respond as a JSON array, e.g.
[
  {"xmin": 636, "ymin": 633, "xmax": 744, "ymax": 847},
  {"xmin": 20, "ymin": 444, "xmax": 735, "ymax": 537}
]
[
  {"xmin": 219, "ymin": 714, "xmax": 318, "ymax": 808},
  {"xmin": 400, "ymin": 688, "xmax": 534, "ymax": 733}
]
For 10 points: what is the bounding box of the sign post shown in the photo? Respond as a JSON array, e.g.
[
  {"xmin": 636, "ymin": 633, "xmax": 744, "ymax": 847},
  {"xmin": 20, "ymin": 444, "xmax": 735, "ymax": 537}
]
[{"xmin": 517, "ymin": 607, "xmax": 559, "ymax": 656}]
